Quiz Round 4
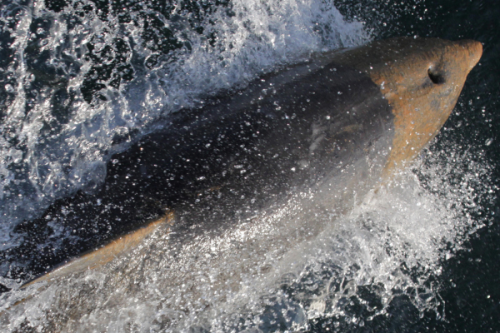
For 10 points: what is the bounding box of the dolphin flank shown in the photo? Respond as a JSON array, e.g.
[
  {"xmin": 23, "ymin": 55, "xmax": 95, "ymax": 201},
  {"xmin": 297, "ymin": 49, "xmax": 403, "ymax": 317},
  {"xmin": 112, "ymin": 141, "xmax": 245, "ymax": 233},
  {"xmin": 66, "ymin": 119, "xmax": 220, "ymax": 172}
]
[{"xmin": 7, "ymin": 38, "xmax": 482, "ymax": 325}]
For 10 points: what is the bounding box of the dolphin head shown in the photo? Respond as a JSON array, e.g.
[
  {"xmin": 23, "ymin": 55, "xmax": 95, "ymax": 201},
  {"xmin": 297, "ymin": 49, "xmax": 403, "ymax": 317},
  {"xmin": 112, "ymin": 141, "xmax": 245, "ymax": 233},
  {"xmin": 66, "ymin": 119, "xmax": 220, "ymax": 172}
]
[{"xmin": 333, "ymin": 37, "xmax": 483, "ymax": 176}]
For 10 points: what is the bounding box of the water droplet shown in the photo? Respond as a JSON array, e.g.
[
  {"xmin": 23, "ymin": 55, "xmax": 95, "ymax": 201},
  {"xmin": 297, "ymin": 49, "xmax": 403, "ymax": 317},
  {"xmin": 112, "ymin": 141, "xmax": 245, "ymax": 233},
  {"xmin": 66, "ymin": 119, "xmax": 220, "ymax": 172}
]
[{"xmin": 4, "ymin": 84, "xmax": 14, "ymax": 93}]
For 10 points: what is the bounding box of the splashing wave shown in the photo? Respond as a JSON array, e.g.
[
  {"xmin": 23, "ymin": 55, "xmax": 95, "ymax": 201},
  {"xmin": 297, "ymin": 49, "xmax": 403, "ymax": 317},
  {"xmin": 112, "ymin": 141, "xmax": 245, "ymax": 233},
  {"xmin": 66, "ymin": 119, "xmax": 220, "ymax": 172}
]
[{"xmin": 0, "ymin": 0, "xmax": 367, "ymax": 248}]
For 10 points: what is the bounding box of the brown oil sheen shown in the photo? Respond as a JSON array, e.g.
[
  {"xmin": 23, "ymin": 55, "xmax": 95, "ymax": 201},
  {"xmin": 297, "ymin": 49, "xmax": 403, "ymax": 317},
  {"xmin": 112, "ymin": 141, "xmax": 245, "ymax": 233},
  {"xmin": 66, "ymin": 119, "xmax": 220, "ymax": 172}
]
[
  {"xmin": 22, "ymin": 211, "xmax": 175, "ymax": 288},
  {"xmin": 332, "ymin": 37, "xmax": 482, "ymax": 176}
]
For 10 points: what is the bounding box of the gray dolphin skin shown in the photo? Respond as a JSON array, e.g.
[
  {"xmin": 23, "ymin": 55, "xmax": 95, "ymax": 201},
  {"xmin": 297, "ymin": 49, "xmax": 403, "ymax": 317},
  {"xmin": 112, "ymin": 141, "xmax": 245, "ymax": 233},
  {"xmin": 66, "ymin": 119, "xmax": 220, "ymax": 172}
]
[{"xmin": 4, "ymin": 37, "xmax": 482, "ymax": 327}]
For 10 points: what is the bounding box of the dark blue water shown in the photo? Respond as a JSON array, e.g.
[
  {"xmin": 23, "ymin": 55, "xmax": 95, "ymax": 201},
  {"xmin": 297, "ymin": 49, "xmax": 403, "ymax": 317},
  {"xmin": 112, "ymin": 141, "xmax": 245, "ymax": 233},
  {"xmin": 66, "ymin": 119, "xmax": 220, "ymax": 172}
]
[{"xmin": 0, "ymin": 0, "xmax": 499, "ymax": 331}]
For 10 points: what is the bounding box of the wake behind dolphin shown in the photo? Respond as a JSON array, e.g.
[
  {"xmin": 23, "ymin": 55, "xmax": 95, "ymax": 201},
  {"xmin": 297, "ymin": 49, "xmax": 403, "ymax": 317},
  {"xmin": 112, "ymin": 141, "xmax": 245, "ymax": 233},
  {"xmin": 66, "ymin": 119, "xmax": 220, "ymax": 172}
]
[{"xmin": 1, "ymin": 37, "xmax": 482, "ymax": 332}]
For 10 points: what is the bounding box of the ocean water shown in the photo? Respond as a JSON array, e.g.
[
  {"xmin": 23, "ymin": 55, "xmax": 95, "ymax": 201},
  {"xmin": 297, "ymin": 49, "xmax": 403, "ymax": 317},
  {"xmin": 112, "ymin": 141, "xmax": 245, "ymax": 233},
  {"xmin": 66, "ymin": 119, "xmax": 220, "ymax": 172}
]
[{"xmin": 0, "ymin": 0, "xmax": 499, "ymax": 332}]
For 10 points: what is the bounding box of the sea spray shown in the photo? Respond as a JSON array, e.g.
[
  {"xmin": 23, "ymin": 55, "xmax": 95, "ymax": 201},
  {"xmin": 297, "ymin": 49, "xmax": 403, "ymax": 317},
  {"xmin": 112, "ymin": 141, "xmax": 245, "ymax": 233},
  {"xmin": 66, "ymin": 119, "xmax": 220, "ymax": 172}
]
[
  {"xmin": 0, "ymin": 141, "xmax": 494, "ymax": 332},
  {"xmin": 0, "ymin": 0, "xmax": 367, "ymax": 269}
]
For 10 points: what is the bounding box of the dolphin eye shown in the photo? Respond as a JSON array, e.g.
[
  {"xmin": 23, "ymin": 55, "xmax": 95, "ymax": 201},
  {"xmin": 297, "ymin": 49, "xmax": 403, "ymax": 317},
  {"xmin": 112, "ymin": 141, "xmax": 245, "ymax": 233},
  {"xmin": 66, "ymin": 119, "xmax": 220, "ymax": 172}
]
[{"xmin": 428, "ymin": 67, "xmax": 445, "ymax": 84}]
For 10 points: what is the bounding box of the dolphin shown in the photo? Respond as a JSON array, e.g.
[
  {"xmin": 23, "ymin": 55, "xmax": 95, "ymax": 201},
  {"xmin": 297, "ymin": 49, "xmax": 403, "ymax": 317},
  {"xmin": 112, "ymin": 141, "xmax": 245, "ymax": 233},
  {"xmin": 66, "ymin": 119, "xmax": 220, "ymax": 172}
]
[{"xmin": 2, "ymin": 37, "xmax": 481, "ymax": 329}]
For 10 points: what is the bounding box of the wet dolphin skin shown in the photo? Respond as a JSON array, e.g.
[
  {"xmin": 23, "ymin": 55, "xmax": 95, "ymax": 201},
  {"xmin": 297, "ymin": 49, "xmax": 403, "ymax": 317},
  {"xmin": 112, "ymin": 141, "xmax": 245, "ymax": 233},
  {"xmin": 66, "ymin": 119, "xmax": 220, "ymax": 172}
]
[{"xmin": 20, "ymin": 37, "xmax": 482, "ymax": 290}]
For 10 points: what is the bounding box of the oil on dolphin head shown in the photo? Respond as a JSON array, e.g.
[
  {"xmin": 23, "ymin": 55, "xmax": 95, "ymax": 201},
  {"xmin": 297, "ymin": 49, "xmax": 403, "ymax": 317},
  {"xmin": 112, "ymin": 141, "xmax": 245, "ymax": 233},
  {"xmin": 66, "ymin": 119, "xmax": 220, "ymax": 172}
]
[{"xmin": 333, "ymin": 37, "xmax": 483, "ymax": 176}]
